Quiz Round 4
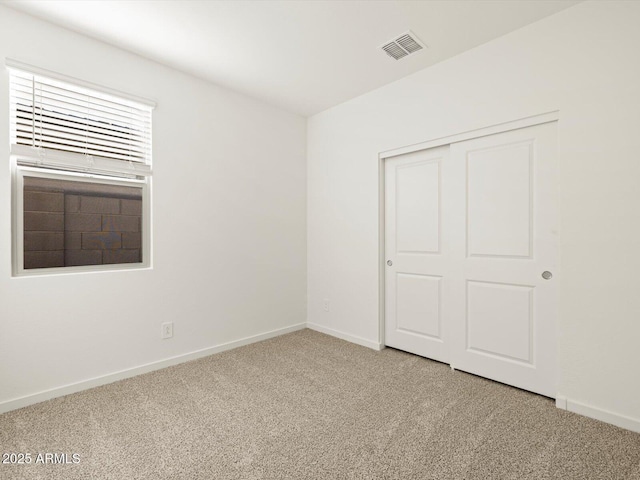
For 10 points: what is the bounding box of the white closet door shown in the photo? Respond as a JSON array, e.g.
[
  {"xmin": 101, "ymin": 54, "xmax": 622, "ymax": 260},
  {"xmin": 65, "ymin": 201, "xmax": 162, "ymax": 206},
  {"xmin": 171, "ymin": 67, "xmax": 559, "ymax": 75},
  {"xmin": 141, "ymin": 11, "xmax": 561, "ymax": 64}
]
[
  {"xmin": 384, "ymin": 122, "xmax": 558, "ymax": 398},
  {"xmin": 448, "ymin": 122, "xmax": 558, "ymax": 397},
  {"xmin": 384, "ymin": 146, "xmax": 451, "ymax": 363}
]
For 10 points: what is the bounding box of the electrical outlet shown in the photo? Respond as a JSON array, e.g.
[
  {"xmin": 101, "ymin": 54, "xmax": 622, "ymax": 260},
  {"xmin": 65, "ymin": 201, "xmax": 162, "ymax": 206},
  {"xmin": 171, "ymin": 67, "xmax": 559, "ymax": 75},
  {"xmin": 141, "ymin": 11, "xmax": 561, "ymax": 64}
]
[
  {"xmin": 323, "ymin": 298, "xmax": 330, "ymax": 312},
  {"xmin": 161, "ymin": 322, "xmax": 173, "ymax": 339}
]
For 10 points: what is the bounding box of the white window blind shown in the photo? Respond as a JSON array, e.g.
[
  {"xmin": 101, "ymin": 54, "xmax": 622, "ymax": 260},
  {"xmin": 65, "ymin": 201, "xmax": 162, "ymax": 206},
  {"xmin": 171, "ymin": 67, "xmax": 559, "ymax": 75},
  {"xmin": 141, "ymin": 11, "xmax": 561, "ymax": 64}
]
[{"xmin": 8, "ymin": 61, "xmax": 153, "ymax": 177}]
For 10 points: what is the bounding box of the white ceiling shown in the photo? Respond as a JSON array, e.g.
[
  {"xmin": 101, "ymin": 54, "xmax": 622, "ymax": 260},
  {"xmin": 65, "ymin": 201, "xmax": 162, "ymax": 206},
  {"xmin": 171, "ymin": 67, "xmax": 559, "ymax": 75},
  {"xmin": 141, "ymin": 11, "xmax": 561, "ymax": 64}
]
[{"xmin": 3, "ymin": 0, "xmax": 580, "ymax": 117}]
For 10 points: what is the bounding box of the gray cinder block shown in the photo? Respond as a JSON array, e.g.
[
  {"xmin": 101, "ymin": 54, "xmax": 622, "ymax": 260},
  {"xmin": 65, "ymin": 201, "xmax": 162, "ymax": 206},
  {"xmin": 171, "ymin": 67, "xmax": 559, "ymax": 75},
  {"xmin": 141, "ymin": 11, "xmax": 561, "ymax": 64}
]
[
  {"xmin": 65, "ymin": 195, "xmax": 80, "ymax": 213},
  {"xmin": 122, "ymin": 232, "xmax": 142, "ymax": 249},
  {"xmin": 121, "ymin": 199, "xmax": 142, "ymax": 216},
  {"xmin": 103, "ymin": 249, "xmax": 140, "ymax": 264},
  {"xmin": 65, "ymin": 249, "xmax": 102, "ymax": 266},
  {"xmin": 24, "ymin": 232, "xmax": 64, "ymax": 251},
  {"xmin": 24, "ymin": 191, "xmax": 64, "ymax": 212},
  {"xmin": 24, "ymin": 251, "xmax": 64, "ymax": 269},
  {"xmin": 24, "ymin": 212, "xmax": 64, "ymax": 232},
  {"xmin": 102, "ymin": 215, "xmax": 139, "ymax": 232},
  {"xmin": 80, "ymin": 196, "xmax": 120, "ymax": 214},
  {"xmin": 82, "ymin": 232, "xmax": 122, "ymax": 250},
  {"xmin": 65, "ymin": 214, "xmax": 102, "ymax": 232}
]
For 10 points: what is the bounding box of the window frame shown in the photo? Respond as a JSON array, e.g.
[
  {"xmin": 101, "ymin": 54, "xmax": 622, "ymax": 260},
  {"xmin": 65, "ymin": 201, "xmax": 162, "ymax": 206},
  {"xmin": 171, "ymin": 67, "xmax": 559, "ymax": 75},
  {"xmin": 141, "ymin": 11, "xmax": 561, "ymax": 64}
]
[
  {"xmin": 12, "ymin": 165, "xmax": 152, "ymax": 276},
  {"xmin": 8, "ymin": 60, "xmax": 154, "ymax": 277}
]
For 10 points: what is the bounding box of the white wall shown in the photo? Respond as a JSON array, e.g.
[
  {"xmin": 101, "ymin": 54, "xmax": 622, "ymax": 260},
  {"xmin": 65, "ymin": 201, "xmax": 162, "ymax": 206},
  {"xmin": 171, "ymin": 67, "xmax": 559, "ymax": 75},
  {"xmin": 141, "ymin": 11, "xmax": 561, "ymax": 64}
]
[
  {"xmin": 0, "ymin": 6, "xmax": 307, "ymax": 409},
  {"xmin": 308, "ymin": 0, "xmax": 640, "ymax": 429}
]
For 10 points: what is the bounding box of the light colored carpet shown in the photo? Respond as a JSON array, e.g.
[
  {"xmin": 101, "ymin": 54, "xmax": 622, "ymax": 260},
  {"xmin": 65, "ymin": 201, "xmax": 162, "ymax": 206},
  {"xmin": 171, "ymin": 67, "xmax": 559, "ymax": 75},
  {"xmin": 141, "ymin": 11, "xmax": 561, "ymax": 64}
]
[{"xmin": 1, "ymin": 329, "xmax": 639, "ymax": 479}]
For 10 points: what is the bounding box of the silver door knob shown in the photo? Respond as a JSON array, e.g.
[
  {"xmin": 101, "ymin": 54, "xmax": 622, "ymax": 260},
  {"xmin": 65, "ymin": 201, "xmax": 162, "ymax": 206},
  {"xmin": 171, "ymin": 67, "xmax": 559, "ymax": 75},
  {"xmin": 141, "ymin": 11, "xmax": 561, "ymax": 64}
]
[
  {"xmin": 387, "ymin": 260, "xmax": 393, "ymax": 266},
  {"xmin": 542, "ymin": 271, "xmax": 553, "ymax": 280}
]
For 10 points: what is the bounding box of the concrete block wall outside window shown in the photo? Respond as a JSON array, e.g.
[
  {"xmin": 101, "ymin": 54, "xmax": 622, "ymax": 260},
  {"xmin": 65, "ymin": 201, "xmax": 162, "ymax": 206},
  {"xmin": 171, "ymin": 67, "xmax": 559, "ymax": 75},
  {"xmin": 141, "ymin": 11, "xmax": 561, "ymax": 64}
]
[{"xmin": 23, "ymin": 177, "xmax": 143, "ymax": 270}]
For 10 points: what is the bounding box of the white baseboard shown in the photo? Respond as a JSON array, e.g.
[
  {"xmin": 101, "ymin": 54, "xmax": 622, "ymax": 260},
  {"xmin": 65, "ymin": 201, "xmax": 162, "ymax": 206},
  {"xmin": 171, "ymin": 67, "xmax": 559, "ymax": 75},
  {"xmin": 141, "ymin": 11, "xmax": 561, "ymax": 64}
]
[
  {"xmin": 306, "ymin": 322, "xmax": 383, "ymax": 351},
  {"xmin": 555, "ymin": 394, "xmax": 640, "ymax": 433},
  {"xmin": 555, "ymin": 395, "xmax": 567, "ymax": 410},
  {"xmin": 0, "ymin": 322, "xmax": 306, "ymax": 415}
]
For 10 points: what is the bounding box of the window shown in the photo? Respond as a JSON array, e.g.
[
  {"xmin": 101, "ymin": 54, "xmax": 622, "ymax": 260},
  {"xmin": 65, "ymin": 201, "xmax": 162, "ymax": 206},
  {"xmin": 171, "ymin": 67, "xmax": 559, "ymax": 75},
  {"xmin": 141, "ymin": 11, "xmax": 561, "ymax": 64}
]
[{"xmin": 8, "ymin": 60, "xmax": 154, "ymax": 275}]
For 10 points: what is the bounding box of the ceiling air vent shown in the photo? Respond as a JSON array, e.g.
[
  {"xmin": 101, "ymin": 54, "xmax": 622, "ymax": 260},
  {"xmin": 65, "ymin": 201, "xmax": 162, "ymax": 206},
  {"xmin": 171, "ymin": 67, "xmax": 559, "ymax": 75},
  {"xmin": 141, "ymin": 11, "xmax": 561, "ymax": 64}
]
[{"xmin": 381, "ymin": 31, "xmax": 425, "ymax": 60}]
